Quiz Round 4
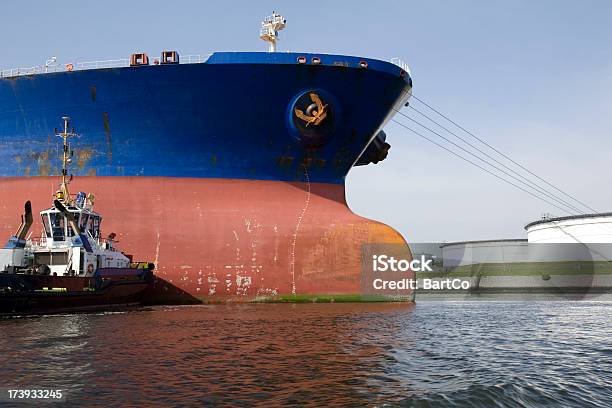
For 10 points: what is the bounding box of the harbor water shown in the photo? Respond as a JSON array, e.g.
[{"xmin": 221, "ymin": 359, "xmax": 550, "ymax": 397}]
[{"xmin": 1, "ymin": 298, "xmax": 611, "ymax": 407}]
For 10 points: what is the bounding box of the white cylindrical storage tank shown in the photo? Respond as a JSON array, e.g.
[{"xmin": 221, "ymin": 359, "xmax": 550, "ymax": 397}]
[
  {"xmin": 440, "ymin": 239, "xmax": 529, "ymax": 268},
  {"xmin": 525, "ymin": 213, "xmax": 612, "ymax": 243}
]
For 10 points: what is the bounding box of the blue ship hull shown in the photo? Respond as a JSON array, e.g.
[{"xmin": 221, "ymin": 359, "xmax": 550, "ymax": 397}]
[{"xmin": 0, "ymin": 52, "xmax": 411, "ymax": 183}]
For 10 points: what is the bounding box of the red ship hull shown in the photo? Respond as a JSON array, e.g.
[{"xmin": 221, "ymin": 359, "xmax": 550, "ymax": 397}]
[{"xmin": 0, "ymin": 177, "xmax": 413, "ymax": 303}]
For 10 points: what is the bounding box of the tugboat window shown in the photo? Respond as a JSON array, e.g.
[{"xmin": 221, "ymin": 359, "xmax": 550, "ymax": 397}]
[
  {"xmin": 92, "ymin": 216, "xmax": 100, "ymax": 238},
  {"xmin": 67, "ymin": 213, "xmax": 75, "ymax": 237},
  {"xmin": 49, "ymin": 213, "xmax": 66, "ymax": 241},
  {"xmin": 80, "ymin": 213, "xmax": 90, "ymax": 231},
  {"xmin": 34, "ymin": 252, "xmax": 69, "ymax": 266},
  {"xmin": 42, "ymin": 214, "xmax": 52, "ymax": 238},
  {"xmin": 51, "ymin": 252, "xmax": 68, "ymax": 265},
  {"xmin": 35, "ymin": 252, "xmax": 51, "ymax": 265}
]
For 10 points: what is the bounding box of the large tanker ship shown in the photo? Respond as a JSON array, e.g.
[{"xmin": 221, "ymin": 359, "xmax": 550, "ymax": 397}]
[{"xmin": 0, "ymin": 14, "xmax": 413, "ymax": 303}]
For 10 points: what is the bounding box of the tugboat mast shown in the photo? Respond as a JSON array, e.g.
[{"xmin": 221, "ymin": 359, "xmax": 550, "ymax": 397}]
[{"xmin": 55, "ymin": 116, "xmax": 77, "ymax": 204}]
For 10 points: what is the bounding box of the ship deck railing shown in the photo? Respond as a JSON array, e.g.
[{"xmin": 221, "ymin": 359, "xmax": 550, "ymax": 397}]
[
  {"xmin": 3, "ymin": 54, "xmax": 409, "ymax": 79},
  {"xmin": 390, "ymin": 57, "xmax": 412, "ymax": 75},
  {"xmin": 0, "ymin": 54, "xmax": 212, "ymax": 79}
]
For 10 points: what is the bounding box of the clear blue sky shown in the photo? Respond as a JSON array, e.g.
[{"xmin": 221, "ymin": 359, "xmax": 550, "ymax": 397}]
[{"xmin": 3, "ymin": 1, "xmax": 612, "ymax": 241}]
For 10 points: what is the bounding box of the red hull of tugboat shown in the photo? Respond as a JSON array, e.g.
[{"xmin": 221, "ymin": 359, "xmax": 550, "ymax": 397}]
[
  {"xmin": 0, "ymin": 177, "xmax": 412, "ymax": 303},
  {"xmin": 0, "ymin": 274, "xmax": 150, "ymax": 315}
]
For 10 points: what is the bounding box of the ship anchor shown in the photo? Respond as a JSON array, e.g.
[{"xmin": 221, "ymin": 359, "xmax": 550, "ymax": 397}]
[{"xmin": 294, "ymin": 93, "xmax": 328, "ymax": 127}]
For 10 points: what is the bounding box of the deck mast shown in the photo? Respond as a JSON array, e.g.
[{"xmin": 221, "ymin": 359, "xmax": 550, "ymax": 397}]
[
  {"xmin": 260, "ymin": 12, "xmax": 286, "ymax": 52},
  {"xmin": 55, "ymin": 116, "xmax": 77, "ymax": 204}
]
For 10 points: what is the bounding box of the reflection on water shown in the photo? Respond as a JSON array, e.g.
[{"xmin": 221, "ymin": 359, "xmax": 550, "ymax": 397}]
[{"xmin": 1, "ymin": 301, "xmax": 611, "ymax": 407}]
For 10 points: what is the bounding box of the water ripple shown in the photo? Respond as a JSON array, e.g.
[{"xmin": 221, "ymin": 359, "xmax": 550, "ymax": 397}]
[{"xmin": 0, "ymin": 300, "xmax": 611, "ymax": 407}]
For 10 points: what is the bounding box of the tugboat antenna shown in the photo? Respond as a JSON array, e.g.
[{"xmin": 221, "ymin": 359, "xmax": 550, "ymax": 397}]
[
  {"xmin": 55, "ymin": 116, "xmax": 78, "ymax": 204},
  {"xmin": 260, "ymin": 11, "xmax": 286, "ymax": 52}
]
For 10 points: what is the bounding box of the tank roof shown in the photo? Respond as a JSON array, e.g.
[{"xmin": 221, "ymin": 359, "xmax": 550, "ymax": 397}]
[
  {"xmin": 439, "ymin": 239, "xmax": 527, "ymax": 248},
  {"xmin": 524, "ymin": 212, "xmax": 612, "ymax": 230}
]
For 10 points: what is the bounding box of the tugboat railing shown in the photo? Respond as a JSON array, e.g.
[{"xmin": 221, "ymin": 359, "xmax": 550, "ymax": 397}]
[
  {"xmin": 30, "ymin": 235, "xmax": 44, "ymax": 247},
  {"xmin": 0, "ymin": 54, "xmax": 212, "ymax": 79},
  {"xmin": 64, "ymin": 249, "xmax": 74, "ymax": 275}
]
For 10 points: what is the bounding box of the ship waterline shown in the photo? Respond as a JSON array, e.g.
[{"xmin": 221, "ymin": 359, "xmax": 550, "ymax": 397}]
[{"xmin": 0, "ymin": 176, "xmax": 413, "ymax": 302}]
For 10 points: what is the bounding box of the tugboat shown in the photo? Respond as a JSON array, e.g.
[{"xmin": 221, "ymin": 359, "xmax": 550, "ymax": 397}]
[{"xmin": 0, "ymin": 117, "xmax": 154, "ymax": 315}]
